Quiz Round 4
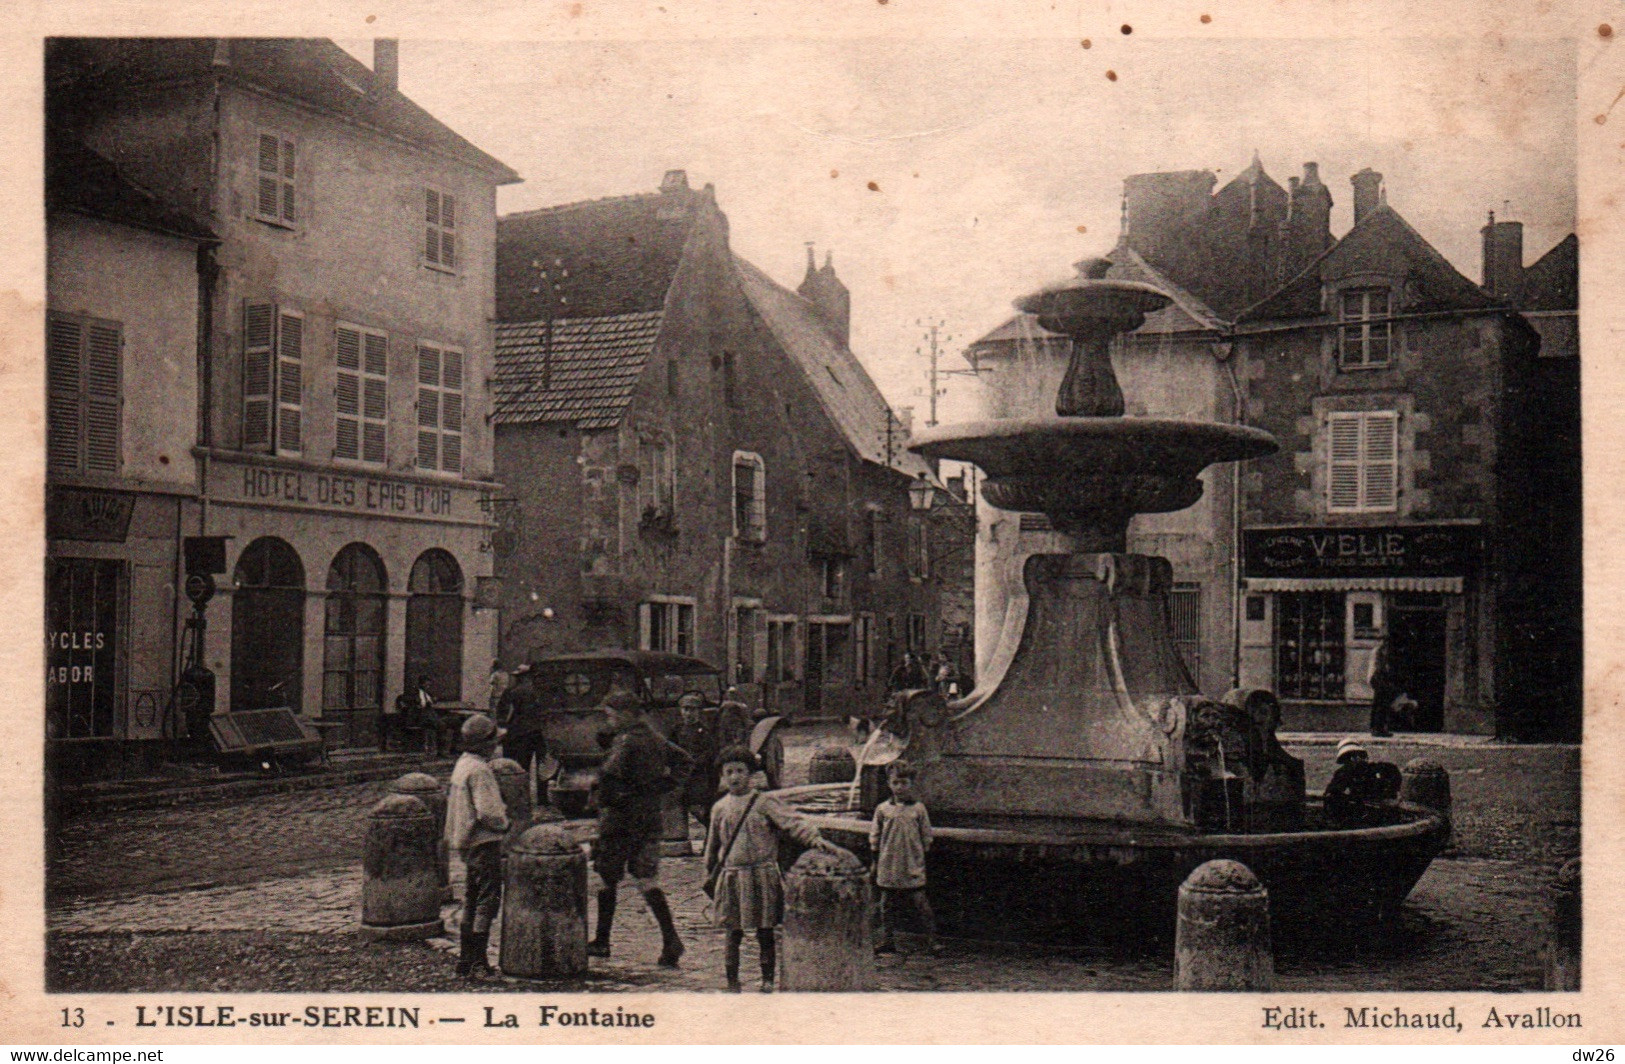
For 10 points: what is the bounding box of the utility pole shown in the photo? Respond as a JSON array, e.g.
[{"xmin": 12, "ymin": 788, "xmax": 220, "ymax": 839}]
[{"xmin": 916, "ymin": 318, "xmax": 989, "ymax": 429}]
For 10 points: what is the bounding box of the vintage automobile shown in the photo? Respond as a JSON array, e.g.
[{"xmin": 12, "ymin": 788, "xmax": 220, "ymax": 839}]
[{"xmin": 528, "ymin": 649, "xmax": 786, "ymax": 816}]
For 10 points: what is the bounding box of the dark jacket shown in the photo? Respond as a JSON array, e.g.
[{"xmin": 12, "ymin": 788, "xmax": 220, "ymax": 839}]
[
  {"xmin": 598, "ymin": 719, "xmax": 692, "ymax": 835},
  {"xmin": 498, "ymin": 678, "xmax": 543, "ymax": 736}
]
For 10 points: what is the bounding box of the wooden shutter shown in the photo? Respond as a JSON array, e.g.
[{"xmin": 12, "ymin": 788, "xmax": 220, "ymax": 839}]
[
  {"xmin": 333, "ymin": 324, "xmax": 362, "ymax": 460},
  {"xmin": 84, "ymin": 323, "xmax": 121, "ymax": 472},
  {"xmin": 1362, "ymin": 412, "xmax": 1399, "ymax": 510},
  {"xmin": 440, "ymin": 194, "xmax": 456, "ymax": 268},
  {"xmin": 417, "ymin": 344, "xmax": 440, "ymax": 470},
  {"xmin": 47, "ymin": 317, "xmax": 84, "ymax": 473},
  {"xmin": 424, "ymin": 190, "xmax": 441, "ymax": 266},
  {"xmin": 243, "ymin": 302, "xmax": 275, "ymax": 451},
  {"xmin": 1327, "ymin": 414, "xmax": 1362, "ymax": 511},
  {"xmin": 275, "ymin": 310, "xmax": 303, "ymax": 455},
  {"xmin": 750, "ymin": 458, "xmax": 766, "ymax": 540},
  {"xmin": 440, "ymin": 349, "xmax": 463, "ymax": 473},
  {"xmin": 362, "ymin": 332, "xmax": 388, "ymax": 464},
  {"xmin": 257, "ymin": 133, "xmax": 296, "ymax": 224}
]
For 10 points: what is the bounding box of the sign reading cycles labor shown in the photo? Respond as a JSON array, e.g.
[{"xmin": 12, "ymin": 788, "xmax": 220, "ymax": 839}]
[
  {"xmin": 214, "ymin": 459, "xmax": 478, "ymax": 520},
  {"xmin": 1243, "ymin": 524, "xmax": 1478, "ymax": 579}
]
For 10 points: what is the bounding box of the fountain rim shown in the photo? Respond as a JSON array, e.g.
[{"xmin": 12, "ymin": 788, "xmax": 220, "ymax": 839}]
[
  {"xmin": 772, "ymin": 782, "xmax": 1448, "ymax": 850},
  {"xmin": 909, "ymin": 416, "xmax": 1279, "ymax": 455}
]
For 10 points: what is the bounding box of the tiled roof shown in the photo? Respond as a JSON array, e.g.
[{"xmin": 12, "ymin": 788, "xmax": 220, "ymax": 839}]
[
  {"xmin": 733, "ymin": 256, "xmax": 931, "ymax": 480},
  {"xmin": 492, "ymin": 310, "xmax": 664, "ymax": 430},
  {"xmin": 47, "ymin": 138, "xmax": 216, "ymax": 243},
  {"xmin": 1240, "ymin": 205, "xmax": 1500, "ymax": 321},
  {"xmin": 496, "ymin": 184, "xmax": 701, "ymax": 322},
  {"xmin": 46, "ymin": 38, "xmax": 519, "ymax": 183}
]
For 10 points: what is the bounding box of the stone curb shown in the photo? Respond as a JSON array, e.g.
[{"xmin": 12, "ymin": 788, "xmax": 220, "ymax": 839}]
[{"xmin": 60, "ymin": 758, "xmax": 453, "ymax": 818}]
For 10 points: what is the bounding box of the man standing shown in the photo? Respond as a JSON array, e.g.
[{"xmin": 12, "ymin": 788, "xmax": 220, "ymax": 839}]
[
  {"xmin": 497, "ymin": 664, "xmax": 544, "ymax": 793},
  {"xmin": 590, "ymin": 692, "xmax": 692, "ymax": 967}
]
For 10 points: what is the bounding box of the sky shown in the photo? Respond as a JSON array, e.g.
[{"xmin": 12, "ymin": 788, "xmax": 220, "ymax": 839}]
[{"xmin": 341, "ymin": 35, "xmax": 1576, "ymax": 426}]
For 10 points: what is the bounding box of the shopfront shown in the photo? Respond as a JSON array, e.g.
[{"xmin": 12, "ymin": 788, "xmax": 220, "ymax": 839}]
[
  {"xmin": 199, "ymin": 452, "xmax": 499, "ymax": 748},
  {"xmin": 1238, "ymin": 523, "xmax": 1486, "ymax": 734}
]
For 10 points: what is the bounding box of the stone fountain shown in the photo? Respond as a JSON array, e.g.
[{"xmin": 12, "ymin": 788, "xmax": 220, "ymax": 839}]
[{"xmin": 778, "ymin": 258, "xmax": 1448, "ymax": 937}]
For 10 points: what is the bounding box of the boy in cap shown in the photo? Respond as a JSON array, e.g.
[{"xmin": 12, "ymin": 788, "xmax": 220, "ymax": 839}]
[
  {"xmin": 445, "ymin": 713, "xmax": 510, "ymax": 980},
  {"xmin": 1324, "ymin": 737, "xmax": 1401, "ymax": 827}
]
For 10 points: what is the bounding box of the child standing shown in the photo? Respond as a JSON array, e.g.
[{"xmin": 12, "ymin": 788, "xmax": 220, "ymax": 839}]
[
  {"xmin": 444, "ymin": 713, "xmax": 510, "ymax": 980},
  {"xmin": 704, "ymin": 745, "xmax": 836, "ymax": 992},
  {"xmin": 870, "ymin": 759, "xmax": 937, "ymax": 955}
]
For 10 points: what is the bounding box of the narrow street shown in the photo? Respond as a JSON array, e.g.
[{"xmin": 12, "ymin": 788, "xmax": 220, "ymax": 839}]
[{"xmin": 47, "ymin": 735, "xmax": 1579, "ymax": 993}]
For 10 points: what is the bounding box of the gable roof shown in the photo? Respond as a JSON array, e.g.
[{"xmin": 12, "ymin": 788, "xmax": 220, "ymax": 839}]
[
  {"xmin": 733, "ymin": 255, "xmax": 930, "ymax": 480},
  {"xmin": 492, "ymin": 310, "xmax": 664, "ymax": 430},
  {"xmin": 46, "ymin": 38, "xmax": 519, "ymax": 183},
  {"xmin": 497, "ymin": 182, "xmax": 704, "ymax": 322},
  {"xmin": 1517, "ymin": 234, "xmax": 1577, "ymax": 312},
  {"xmin": 1241, "ymin": 204, "xmax": 1500, "ymax": 321},
  {"xmin": 47, "ymin": 138, "xmax": 216, "ymax": 243}
]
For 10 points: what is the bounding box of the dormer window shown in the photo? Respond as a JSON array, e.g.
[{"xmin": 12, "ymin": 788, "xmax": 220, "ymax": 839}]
[{"xmin": 1338, "ymin": 287, "xmax": 1391, "ymax": 369}]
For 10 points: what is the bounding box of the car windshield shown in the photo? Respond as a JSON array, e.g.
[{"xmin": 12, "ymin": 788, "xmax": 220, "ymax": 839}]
[{"xmin": 648, "ymin": 671, "xmax": 721, "ymax": 706}]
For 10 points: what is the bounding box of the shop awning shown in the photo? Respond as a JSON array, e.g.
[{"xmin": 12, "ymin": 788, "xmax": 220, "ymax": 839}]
[{"xmin": 1244, "ymin": 576, "xmax": 1464, "ymax": 593}]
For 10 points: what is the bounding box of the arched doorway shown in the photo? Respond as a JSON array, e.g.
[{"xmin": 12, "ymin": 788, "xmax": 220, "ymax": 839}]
[
  {"xmin": 323, "ymin": 544, "xmax": 387, "ymax": 746},
  {"xmin": 406, "ymin": 549, "xmax": 464, "ymax": 702},
  {"xmin": 231, "ymin": 537, "xmax": 305, "ymax": 712}
]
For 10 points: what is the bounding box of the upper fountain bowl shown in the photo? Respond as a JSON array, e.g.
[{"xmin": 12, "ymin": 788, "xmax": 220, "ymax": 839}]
[{"xmin": 1016, "ymin": 257, "xmax": 1172, "ymax": 337}]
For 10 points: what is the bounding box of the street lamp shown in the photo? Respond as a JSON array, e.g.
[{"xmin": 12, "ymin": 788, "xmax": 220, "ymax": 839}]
[{"xmin": 908, "ymin": 478, "xmax": 937, "ymax": 512}]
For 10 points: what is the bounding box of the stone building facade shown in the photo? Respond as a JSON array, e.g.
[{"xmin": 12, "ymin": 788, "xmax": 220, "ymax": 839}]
[
  {"xmin": 47, "ymin": 38, "xmax": 520, "ymax": 751},
  {"xmin": 492, "ymin": 173, "xmax": 948, "ymax": 721}
]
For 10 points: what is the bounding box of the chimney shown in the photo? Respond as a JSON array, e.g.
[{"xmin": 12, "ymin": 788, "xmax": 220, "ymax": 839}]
[
  {"xmin": 373, "ymin": 39, "xmax": 399, "ymax": 92},
  {"xmin": 1481, "ymin": 211, "xmax": 1525, "ymax": 299},
  {"xmin": 1351, "ymin": 168, "xmax": 1383, "ymax": 226},
  {"xmin": 797, "ymin": 245, "xmax": 851, "ymax": 347},
  {"xmin": 660, "ymin": 169, "xmax": 689, "ymax": 193}
]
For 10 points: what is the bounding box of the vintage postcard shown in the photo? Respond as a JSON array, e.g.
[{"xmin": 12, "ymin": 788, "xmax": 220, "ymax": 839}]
[{"xmin": 1, "ymin": 0, "xmax": 1620, "ymax": 1045}]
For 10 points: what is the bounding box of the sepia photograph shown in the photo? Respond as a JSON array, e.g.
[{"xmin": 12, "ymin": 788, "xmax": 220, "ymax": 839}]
[{"xmin": 18, "ymin": 1, "xmax": 1603, "ymax": 1038}]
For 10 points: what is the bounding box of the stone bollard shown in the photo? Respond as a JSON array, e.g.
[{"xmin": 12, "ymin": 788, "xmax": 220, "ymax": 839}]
[
  {"xmin": 490, "ymin": 757, "xmax": 534, "ymax": 846},
  {"xmin": 1400, "ymin": 758, "xmax": 1452, "ymax": 823},
  {"xmin": 389, "ymin": 772, "xmax": 449, "ymax": 898},
  {"xmin": 1175, "ymin": 859, "xmax": 1274, "ymax": 991},
  {"xmin": 1545, "ymin": 857, "xmax": 1581, "ymax": 991},
  {"xmin": 501, "ymin": 824, "xmax": 589, "ymax": 979},
  {"xmin": 808, "ymin": 745, "xmax": 858, "ymax": 785},
  {"xmin": 361, "ymin": 793, "xmax": 444, "ymax": 940},
  {"xmin": 781, "ymin": 847, "xmax": 874, "ymax": 990}
]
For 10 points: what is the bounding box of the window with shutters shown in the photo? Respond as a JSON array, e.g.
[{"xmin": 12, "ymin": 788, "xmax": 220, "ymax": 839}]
[
  {"xmin": 732, "ymin": 451, "xmax": 766, "ymax": 543},
  {"xmin": 242, "ymin": 302, "xmax": 304, "ymax": 456},
  {"xmin": 334, "ymin": 323, "xmax": 388, "ymax": 464},
  {"xmin": 639, "ymin": 599, "xmax": 695, "ymax": 656},
  {"xmin": 1327, "ymin": 411, "xmax": 1399, "ymax": 513},
  {"xmin": 416, "ymin": 343, "xmax": 464, "ymax": 474},
  {"xmin": 423, "ymin": 187, "xmax": 457, "ymax": 272},
  {"xmin": 254, "ymin": 131, "xmax": 297, "ymax": 228},
  {"xmin": 766, "ymin": 617, "xmax": 797, "ymax": 682},
  {"xmin": 1338, "ymin": 287, "xmax": 1391, "ymax": 368},
  {"xmin": 46, "ymin": 313, "xmax": 121, "ymax": 475}
]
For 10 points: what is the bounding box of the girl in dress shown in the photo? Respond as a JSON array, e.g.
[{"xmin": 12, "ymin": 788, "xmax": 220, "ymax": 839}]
[{"xmin": 704, "ymin": 745, "xmax": 837, "ymax": 992}]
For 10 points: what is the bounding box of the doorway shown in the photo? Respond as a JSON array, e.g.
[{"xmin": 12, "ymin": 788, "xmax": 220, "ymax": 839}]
[
  {"xmin": 405, "ymin": 549, "xmax": 463, "ymax": 703},
  {"xmin": 1387, "ymin": 593, "xmax": 1449, "ymax": 732},
  {"xmin": 230, "ymin": 538, "xmax": 305, "ymax": 713}
]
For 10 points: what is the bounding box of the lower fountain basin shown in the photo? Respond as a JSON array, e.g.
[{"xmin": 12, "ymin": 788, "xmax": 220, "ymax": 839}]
[{"xmin": 777, "ymin": 783, "xmax": 1449, "ymax": 941}]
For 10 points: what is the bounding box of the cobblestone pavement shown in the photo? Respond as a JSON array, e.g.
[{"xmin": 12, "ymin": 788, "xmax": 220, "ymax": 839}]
[
  {"xmin": 46, "ymin": 734, "xmax": 1577, "ymax": 992},
  {"xmin": 47, "ymin": 846, "xmax": 1551, "ymax": 992}
]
